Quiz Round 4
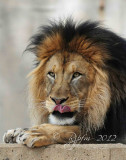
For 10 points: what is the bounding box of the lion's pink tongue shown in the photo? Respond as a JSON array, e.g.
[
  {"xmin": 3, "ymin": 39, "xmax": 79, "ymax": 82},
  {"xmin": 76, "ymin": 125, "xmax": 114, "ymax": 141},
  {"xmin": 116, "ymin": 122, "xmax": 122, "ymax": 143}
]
[{"xmin": 54, "ymin": 105, "xmax": 71, "ymax": 113}]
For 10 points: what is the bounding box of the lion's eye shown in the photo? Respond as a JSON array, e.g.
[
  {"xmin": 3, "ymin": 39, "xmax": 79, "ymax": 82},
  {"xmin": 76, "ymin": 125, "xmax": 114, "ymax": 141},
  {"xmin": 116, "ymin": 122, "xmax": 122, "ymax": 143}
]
[
  {"xmin": 72, "ymin": 72, "xmax": 82, "ymax": 79},
  {"xmin": 48, "ymin": 72, "xmax": 55, "ymax": 79}
]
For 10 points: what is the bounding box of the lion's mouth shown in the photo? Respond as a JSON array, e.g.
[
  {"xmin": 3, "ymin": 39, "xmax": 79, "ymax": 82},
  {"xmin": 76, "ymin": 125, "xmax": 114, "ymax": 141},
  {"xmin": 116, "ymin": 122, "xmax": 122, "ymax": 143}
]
[
  {"xmin": 53, "ymin": 104, "xmax": 71, "ymax": 113},
  {"xmin": 49, "ymin": 104, "xmax": 77, "ymax": 125},
  {"xmin": 49, "ymin": 105, "xmax": 77, "ymax": 125},
  {"xmin": 52, "ymin": 105, "xmax": 77, "ymax": 119},
  {"xmin": 52, "ymin": 111, "xmax": 76, "ymax": 119}
]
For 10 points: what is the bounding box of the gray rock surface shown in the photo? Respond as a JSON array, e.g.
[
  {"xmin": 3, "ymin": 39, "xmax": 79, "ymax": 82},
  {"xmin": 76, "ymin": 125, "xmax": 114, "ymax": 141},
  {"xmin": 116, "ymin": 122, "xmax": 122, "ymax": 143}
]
[{"xmin": 0, "ymin": 143, "xmax": 126, "ymax": 160}]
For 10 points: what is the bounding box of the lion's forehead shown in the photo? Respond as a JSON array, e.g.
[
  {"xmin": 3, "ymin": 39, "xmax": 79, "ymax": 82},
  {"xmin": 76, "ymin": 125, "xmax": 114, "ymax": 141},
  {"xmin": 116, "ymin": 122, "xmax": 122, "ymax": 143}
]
[{"xmin": 46, "ymin": 52, "xmax": 90, "ymax": 73}]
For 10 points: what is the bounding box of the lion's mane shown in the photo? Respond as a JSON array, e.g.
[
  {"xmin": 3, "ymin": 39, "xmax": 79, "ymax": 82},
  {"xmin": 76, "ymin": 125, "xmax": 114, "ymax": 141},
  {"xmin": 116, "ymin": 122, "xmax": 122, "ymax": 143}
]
[{"xmin": 27, "ymin": 19, "xmax": 126, "ymax": 143}]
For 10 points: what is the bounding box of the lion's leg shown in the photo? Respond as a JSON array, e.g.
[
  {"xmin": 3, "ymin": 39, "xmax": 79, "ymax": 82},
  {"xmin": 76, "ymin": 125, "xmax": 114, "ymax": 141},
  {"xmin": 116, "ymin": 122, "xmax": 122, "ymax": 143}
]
[{"xmin": 15, "ymin": 124, "xmax": 80, "ymax": 148}]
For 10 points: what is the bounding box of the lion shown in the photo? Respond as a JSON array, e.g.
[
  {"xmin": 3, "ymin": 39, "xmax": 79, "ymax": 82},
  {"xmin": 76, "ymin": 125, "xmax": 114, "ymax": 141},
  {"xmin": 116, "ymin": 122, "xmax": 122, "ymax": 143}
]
[{"xmin": 3, "ymin": 19, "xmax": 126, "ymax": 147}]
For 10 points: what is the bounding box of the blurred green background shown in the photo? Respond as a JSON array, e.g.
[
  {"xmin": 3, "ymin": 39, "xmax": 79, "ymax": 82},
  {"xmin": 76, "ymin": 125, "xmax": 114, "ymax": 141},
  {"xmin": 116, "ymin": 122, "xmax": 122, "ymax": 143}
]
[{"xmin": 0, "ymin": 0, "xmax": 126, "ymax": 142}]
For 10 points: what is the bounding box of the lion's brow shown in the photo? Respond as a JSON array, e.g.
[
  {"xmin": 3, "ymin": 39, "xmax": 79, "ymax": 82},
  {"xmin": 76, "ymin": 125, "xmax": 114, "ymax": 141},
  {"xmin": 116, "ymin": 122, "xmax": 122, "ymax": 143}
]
[{"xmin": 65, "ymin": 60, "xmax": 85, "ymax": 64}]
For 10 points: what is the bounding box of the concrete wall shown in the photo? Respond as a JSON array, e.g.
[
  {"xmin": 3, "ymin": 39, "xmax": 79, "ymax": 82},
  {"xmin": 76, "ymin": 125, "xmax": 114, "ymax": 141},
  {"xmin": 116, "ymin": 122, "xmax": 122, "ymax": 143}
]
[{"xmin": 0, "ymin": 144, "xmax": 126, "ymax": 160}]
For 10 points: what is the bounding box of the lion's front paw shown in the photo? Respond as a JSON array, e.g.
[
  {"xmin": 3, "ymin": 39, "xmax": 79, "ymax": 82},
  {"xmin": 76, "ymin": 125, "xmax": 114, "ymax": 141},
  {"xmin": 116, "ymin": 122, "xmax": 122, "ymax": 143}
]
[
  {"xmin": 16, "ymin": 127, "xmax": 53, "ymax": 148},
  {"xmin": 3, "ymin": 128, "xmax": 23, "ymax": 143}
]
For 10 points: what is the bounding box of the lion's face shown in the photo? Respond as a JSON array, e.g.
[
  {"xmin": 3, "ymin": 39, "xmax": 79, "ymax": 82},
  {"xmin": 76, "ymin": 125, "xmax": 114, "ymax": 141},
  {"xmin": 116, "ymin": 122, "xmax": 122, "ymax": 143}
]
[
  {"xmin": 29, "ymin": 50, "xmax": 110, "ymax": 128},
  {"xmin": 45, "ymin": 52, "xmax": 94, "ymax": 125}
]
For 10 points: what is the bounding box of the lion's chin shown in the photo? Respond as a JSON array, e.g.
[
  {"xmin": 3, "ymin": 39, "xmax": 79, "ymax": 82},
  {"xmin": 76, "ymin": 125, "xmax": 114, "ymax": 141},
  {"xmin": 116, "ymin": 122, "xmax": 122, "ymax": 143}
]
[{"xmin": 48, "ymin": 111, "xmax": 77, "ymax": 125}]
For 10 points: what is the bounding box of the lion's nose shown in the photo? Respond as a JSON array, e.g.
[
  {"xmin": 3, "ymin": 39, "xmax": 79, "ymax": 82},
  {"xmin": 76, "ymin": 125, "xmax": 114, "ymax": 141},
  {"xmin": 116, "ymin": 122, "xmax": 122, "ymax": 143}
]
[{"xmin": 50, "ymin": 97, "xmax": 69, "ymax": 105}]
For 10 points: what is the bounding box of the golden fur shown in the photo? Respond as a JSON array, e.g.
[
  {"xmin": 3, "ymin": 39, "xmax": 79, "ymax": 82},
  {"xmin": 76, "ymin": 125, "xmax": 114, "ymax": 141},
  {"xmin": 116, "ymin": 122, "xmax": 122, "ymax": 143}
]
[{"xmin": 28, "ymin": 32, "xmax": 111, "ymax": 138}]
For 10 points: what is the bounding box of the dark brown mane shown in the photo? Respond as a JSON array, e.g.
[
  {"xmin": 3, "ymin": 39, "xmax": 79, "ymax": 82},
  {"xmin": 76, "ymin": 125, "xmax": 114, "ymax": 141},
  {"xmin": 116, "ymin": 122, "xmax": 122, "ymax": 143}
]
[{"xmin": 27, "ymin": 19, "xmax": 126, "ymax": 143}]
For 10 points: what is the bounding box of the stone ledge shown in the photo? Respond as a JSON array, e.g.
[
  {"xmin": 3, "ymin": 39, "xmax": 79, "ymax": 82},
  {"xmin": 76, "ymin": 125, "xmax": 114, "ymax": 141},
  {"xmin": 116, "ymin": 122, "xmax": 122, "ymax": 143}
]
[{"xmin": 0, "ymin": 143, "xmax": 126, "ymax": 160}]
